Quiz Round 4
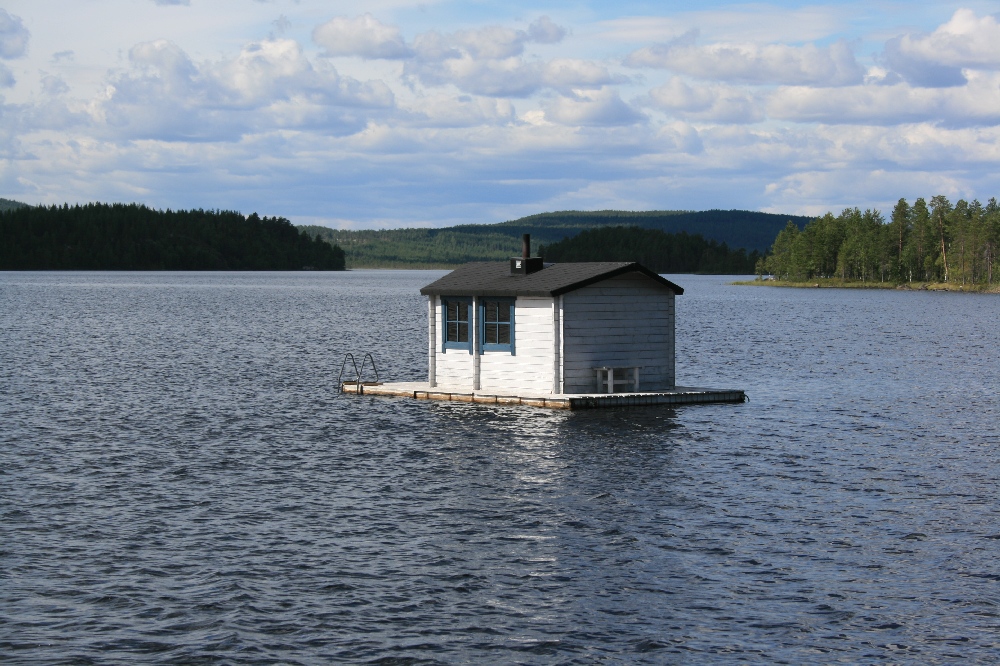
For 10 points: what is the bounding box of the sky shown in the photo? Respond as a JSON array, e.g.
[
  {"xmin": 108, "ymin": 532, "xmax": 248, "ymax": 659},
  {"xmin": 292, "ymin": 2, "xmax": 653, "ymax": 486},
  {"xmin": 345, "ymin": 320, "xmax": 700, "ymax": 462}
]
[{"xmin": 2, "ymin": 1, "xmax": 1000, "ymax": 229}]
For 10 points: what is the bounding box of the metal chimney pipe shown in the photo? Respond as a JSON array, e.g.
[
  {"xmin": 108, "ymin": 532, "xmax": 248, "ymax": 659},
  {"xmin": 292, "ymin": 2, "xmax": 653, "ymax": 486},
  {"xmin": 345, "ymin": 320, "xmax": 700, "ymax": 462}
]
[{"xmin": 522, "ymin": 234, "xmax": 530, "ymax": 259}]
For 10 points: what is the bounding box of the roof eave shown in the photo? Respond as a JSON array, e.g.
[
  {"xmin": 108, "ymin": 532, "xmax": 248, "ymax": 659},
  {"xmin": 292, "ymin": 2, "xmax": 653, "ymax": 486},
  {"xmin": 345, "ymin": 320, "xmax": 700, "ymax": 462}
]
[
  {"xmin": 551, "ymin": 263, "xmax": 684, "ymax": 296},
  {"xmin": 419, "ymin": 287, "xmax": 555, "ymax": 297},
  {"xmin": 418, "ymin": 261, "xmax": 684, "ymax": 297}
]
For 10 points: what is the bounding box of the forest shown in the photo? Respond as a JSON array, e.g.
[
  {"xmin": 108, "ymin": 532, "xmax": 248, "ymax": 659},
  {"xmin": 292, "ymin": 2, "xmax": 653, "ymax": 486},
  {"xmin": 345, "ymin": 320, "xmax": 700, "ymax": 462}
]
[
  {"xmin": 759, "ymin": 196, "xmax": 1000, "ymax": 286},
  {"xmin": 491, "ymin": 209, "xmax": 810, "ymax": 252},
  {"xmin": 301, "ymin": 209, "xmax": 808, "ymax": 268},
  {"xmin": 538, "ymin": 226, "xmax": 762, "ymax": 274},
  {"xmin": 0, "ymin": 203, "xmax": 345, "ymax": 270},
  {"xmin": 0, "ymin": 197, "xmax": 28, "ymax": 213}
]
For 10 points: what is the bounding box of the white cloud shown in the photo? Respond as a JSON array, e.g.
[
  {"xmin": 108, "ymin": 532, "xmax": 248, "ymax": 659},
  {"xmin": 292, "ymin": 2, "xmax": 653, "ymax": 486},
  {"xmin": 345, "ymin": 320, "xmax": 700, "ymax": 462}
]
[
  {"xmin": 599, "ymin": 6, "xmax": 847, "ymax": 45},
  {"xmin": 404, "ymin": 54, "xmax": 617, "ymax": 98},
  {"xmin": 542, "ymin": 58, "xmax": 619, "ymax": 89},
  {"xmin": 9, "ymin": 2, "xmax": 1000, "ymax": 228},
  {"xmin": 646, "ymin": 77, "xmax": 763, "ymax": 123},
  {"xmin": 0, "ymin": 9, "xmax": 29, "ymax": 59},
  {"xmin": 312, "ymin": 14, "xmax": 565, "ymax": 63},
  {"xmin": 402, "ymin": 93, "xmax": 515, "ymax": 128},
  {"xmin": 655, "ymin": 120, "xmax": 704, "ymax": 155},
  {"xmin": 271, "ymin": 15, "xmax": 291, "ymax": 37},
  {"xmin": 526, "ymin": 16, "xmax": 565, "ymax": 44},
  {"xmin": 883, "ymin": 9, "xmax": 1000, "ymax": 87},
  {"xmin": 412, "ymin": 16, "xmax": 566, "ymax": 63},
  {"xmin": 403, "ymin": 19, "xmax": 611, "ymax": 97},
  {"xmin": 97, "ymin": 38, "xmax": 394, "ymax": 140},
  {"xmin": 216, "ymin": 39, "xmax": 330, "ymax": 106},
  {"xmin": 761, "ymin": 166, "xmax": 978, "ymax": 217},
  {"xmin": 767, "ymin": 71, "xmax": 1000, "ymax": 127},
  {"xmin": 405, "ymin": 56, "xmax": 543, "ymax": 97},
  {"xmin": 313, "ymin": 14, "xmax": 411, "ymax": 59},
  {"xmin": 406, "ymin": 30, "xmax": 455, "ymax": 62},
  {"xmin": 446, "ymin": 26, "xmax": 529, "ymax": 60},
  {"xmin": 127, "ymin": 39, "xmax": 197, "ymax": 94},
  {"xmin": 310, "ymin": 15, "xmax": 590, "ymax": 98},
  {"xmin": 543, "ymin": 87, "xmax": 644, "ymax": 127},
  {"xmin": 626, "ymin": 35, "xmax": 864, "ymax": 86},
  {"xmin": 41, "ymin": 74, "xmax": 69, "ymax": 96}
]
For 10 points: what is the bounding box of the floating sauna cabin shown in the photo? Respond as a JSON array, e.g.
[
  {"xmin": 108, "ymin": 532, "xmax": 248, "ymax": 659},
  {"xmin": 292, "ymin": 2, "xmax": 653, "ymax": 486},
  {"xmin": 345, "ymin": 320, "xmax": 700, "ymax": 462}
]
[
  {"xmin": 343, "ymin": 235, "xmax": 744, "ymax": 409},
  {"xmin": 420, "ymin": 235, "xmax": 682, "ymax": 394}
]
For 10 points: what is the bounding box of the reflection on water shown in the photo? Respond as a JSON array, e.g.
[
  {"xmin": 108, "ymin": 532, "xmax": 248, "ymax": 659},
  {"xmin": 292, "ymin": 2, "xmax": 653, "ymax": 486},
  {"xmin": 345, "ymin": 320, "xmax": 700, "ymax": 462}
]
[{"xmin": 2, "ymin": 271, "xmax": 999, "ymax": 663}]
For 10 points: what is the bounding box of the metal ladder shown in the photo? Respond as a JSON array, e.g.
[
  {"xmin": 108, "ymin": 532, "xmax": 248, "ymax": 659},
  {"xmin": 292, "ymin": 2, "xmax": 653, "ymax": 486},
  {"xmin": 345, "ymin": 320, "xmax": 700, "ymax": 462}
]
[{"xmin": 337, "ymin": 353, "xmax": 381, "ymax": 393}]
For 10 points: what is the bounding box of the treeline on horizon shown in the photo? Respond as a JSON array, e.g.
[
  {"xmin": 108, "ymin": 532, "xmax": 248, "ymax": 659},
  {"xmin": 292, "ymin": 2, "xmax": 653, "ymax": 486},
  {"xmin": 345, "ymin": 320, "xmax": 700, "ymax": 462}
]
[
  {"xmin": 0, "ymin": 197, "xmax": 27, "ymax": 213},
  {"xmin": 0, "ymin": 203, "xmax": 345, "ymax": 271},
  {"xmin": 538, "ymin": 226, "xmax": 762, "ymax": 274},
  {"xmin": 760, "ymin": 196, "xmax": 1000, "ymax": 284},
  {"xmin": 301, "ymin": 209, "xmax": 808, "ymax": 268},
  {"xmin": 495, "ymin": 209, "xmax": 810, "ymax": 253},
  {"xmin": 299, "ymin": 226, "xmax": 521, "ymax": 267}
]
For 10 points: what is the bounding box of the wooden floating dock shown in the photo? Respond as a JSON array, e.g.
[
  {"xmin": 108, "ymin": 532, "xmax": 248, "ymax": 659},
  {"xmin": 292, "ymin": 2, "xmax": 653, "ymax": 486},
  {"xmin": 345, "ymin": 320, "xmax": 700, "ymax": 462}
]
[{"xmin": 341, "ymin": 381, "xmax": 745, "ymax": 410}]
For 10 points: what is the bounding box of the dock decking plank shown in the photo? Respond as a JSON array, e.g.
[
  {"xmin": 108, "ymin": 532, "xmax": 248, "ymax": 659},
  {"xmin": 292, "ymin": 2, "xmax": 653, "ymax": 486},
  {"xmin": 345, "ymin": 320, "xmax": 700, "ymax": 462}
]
[{"xmin": 344, "ymin": 382, "xmax": 745, "ymax": 410}]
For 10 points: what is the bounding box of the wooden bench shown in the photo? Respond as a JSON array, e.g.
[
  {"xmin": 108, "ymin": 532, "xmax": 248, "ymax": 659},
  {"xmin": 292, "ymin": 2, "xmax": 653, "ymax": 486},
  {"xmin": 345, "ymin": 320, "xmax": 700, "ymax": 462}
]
[{"xmin": 594, "ymin": 366, "xmax": 640, "ymax": 393}]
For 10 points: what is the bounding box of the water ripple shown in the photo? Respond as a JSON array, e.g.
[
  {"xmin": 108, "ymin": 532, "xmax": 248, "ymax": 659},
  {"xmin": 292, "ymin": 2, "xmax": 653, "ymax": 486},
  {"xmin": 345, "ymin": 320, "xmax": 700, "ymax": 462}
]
[{"xmin": 2, "ymin": 271, "xmax": 1000, "ymax": 663}]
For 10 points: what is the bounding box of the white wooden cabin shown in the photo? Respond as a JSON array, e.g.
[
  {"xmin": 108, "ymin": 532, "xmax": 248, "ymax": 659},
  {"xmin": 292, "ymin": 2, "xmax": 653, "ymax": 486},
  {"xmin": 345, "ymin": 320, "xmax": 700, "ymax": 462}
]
[{"xmin": 419, "ymin": 254, "xmax": 684, "ymax": 395}]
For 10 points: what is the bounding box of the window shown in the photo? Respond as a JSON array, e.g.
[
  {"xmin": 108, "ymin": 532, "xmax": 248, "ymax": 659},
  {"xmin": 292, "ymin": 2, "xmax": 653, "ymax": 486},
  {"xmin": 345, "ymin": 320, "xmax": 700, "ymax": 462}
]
[
  {"xmin": 480, "ymin": 299, "xmax": 515, "ymax": 354},
  {"xmin": 442, "ymin": 298, "xmax": 472, "ymax": 352}
]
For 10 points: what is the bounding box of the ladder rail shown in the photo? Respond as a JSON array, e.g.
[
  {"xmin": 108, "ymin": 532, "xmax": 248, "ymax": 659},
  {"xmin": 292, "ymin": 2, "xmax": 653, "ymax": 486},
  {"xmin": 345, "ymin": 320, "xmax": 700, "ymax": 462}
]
[
  {"xmin": 337, "ymin": 352, "xmax": 381, "ymax": 392},
  {"xmin": 336, "ymin": 353, "xmax": 361, "ymax": 391},
  {"xmin": 359, "ymin": 353, "xmax": 380, "ymax": 384}
]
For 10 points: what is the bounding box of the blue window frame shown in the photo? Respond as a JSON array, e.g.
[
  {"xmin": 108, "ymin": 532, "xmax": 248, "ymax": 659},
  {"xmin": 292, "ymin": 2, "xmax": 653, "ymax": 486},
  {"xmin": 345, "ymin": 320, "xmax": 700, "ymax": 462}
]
[
  {"xmin": 442, "ymin": 297, "xmax": 472, "ymax": 353},
  {"xmin": 480, "ymin": 298, "xmax": 515, "ymax": 354}
]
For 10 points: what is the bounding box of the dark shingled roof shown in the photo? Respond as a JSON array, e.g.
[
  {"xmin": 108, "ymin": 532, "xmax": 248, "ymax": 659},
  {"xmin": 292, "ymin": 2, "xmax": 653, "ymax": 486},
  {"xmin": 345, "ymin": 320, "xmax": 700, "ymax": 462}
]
[{"xmin": 419, "ymin": 262, "xmax": 684, "ymax": 298}]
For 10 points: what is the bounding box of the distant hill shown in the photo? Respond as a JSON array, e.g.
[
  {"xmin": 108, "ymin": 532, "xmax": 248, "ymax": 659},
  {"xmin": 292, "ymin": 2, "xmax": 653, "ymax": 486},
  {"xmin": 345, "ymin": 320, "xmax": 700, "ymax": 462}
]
[
  {"xmin": 0, "ymin": 198, "xmax": 29, "ymax": 212},
  {"xmin": 539, "ymin": 226, "xmax": 761, "ymax": 275},
  {"xmin": 300, "ymin": 209, "xmax": 811, "ymax": 268},
  {"xmin": 1, "ymin": 203, "xmax": 345, "ymax": 270}
]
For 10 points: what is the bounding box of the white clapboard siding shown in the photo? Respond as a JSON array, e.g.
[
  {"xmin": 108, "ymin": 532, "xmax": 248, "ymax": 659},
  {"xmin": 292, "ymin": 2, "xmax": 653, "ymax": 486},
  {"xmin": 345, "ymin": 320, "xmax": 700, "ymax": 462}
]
[
  {"xmin": 479, "ymin": 297, "xmax": 554, "ymax": 394},
  {"xmin": 433, "ymin": 298, "xmax": 474, "ymax": 390},
  {"xmin": 432, "ymin": 296, "xmax": 555, "ymax": 393},
  {"xmin": 561, "ymin": 273, "xmax": 675, "ymax": 392}
]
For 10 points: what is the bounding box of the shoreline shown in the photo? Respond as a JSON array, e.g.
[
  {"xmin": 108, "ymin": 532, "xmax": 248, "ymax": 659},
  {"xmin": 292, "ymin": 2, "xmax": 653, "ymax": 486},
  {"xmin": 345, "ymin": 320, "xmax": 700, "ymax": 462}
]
[{"xmin": 732, "ymin": 278, "xmax": 1000, "ymax": 293}]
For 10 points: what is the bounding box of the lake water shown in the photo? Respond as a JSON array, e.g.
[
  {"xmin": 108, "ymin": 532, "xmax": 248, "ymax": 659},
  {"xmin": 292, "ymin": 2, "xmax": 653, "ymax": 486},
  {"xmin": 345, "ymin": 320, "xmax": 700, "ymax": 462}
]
[{"xmin": 2, "ymin": 271, "xmax": 999, "ymax": 664}]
